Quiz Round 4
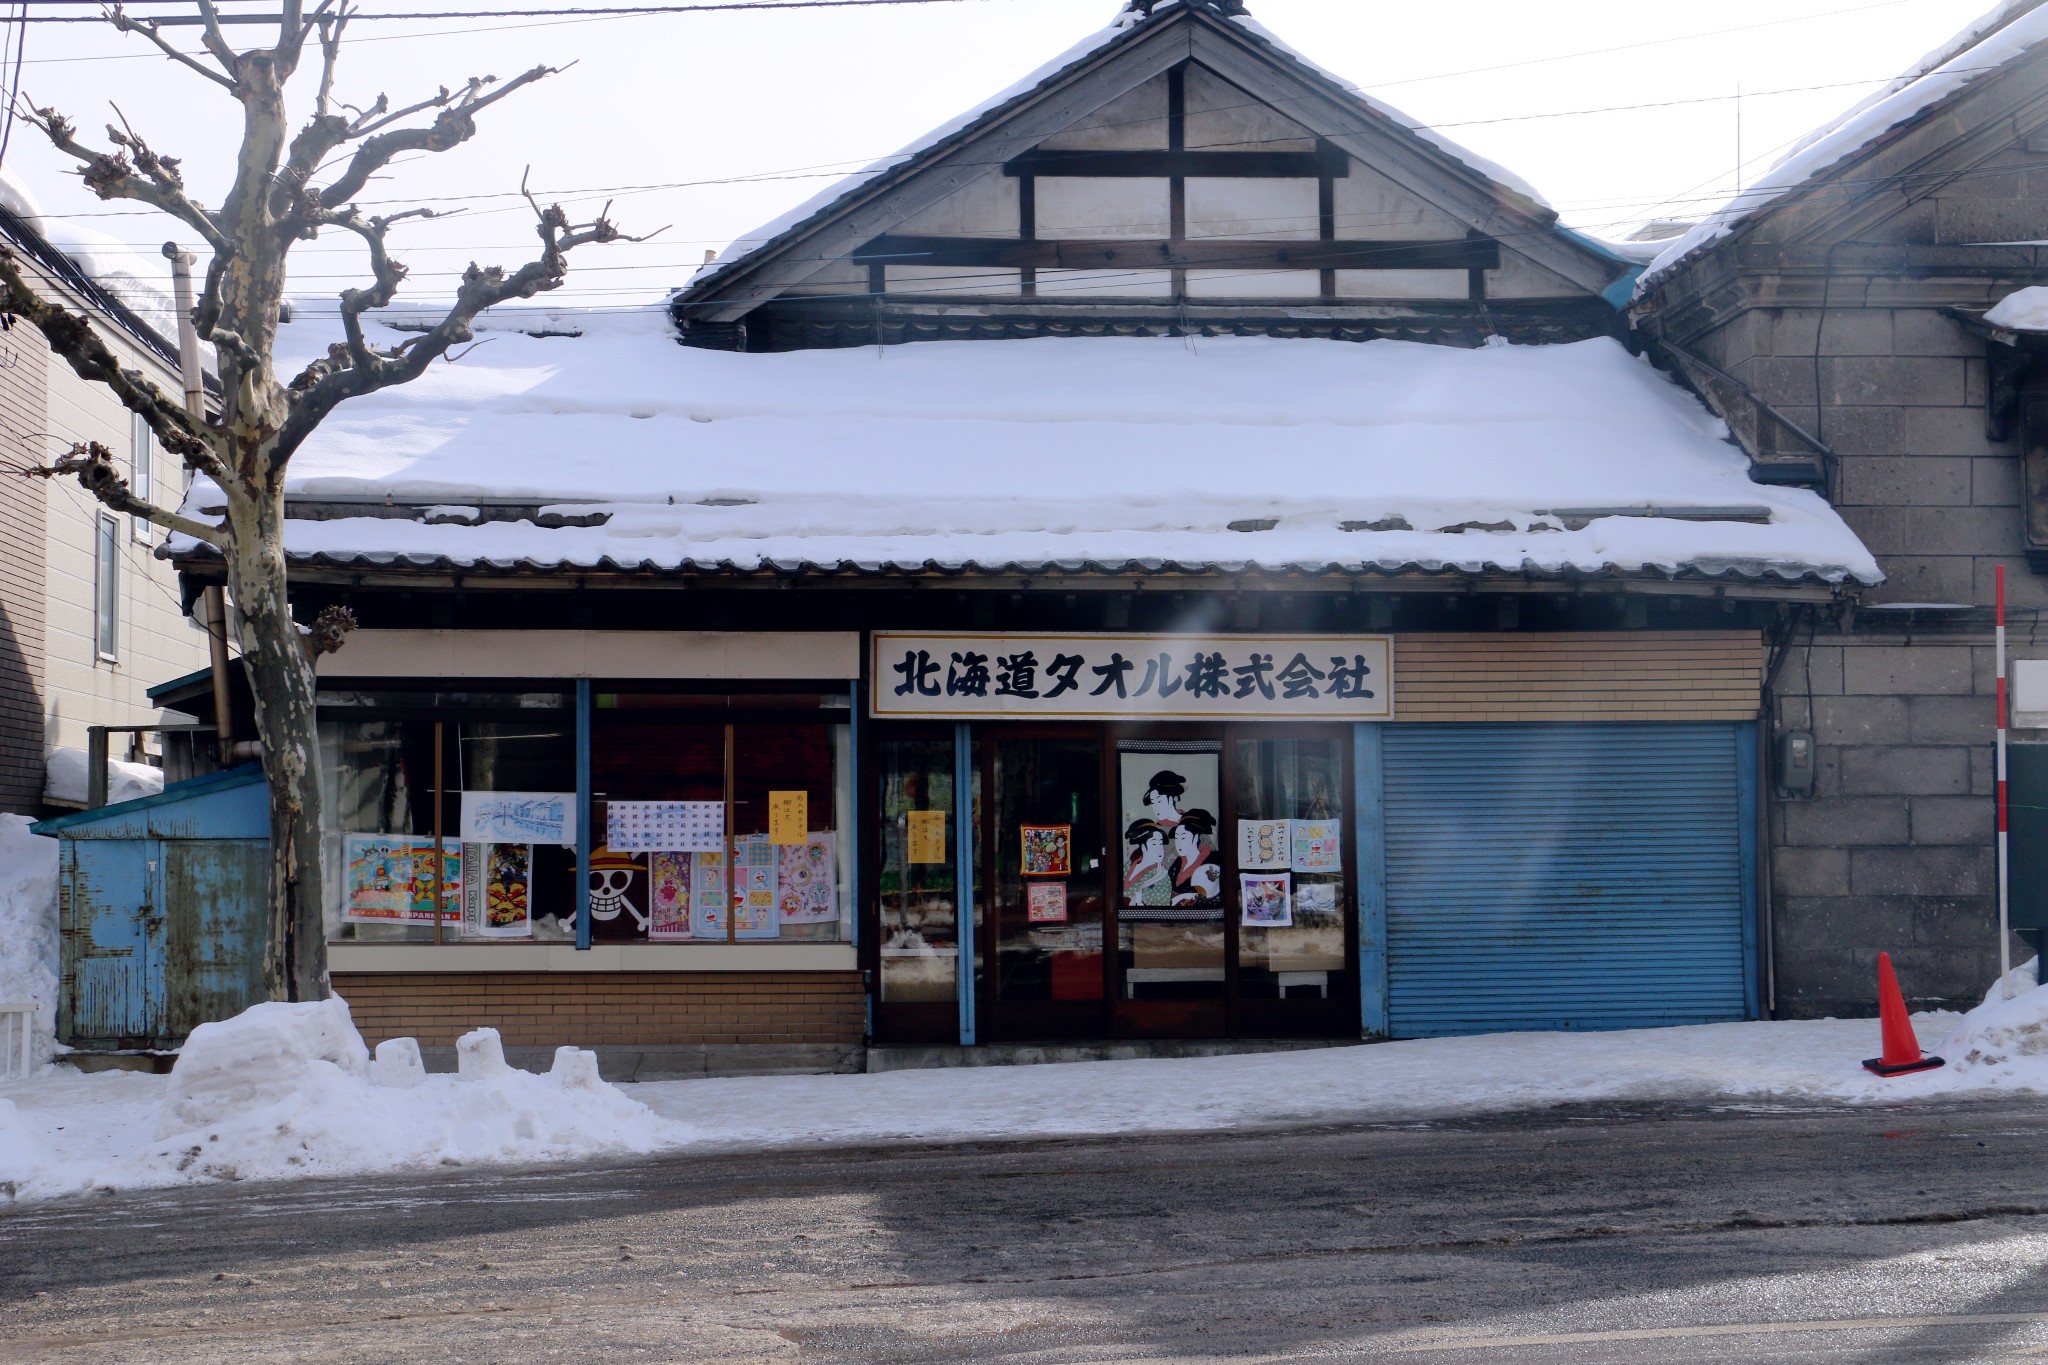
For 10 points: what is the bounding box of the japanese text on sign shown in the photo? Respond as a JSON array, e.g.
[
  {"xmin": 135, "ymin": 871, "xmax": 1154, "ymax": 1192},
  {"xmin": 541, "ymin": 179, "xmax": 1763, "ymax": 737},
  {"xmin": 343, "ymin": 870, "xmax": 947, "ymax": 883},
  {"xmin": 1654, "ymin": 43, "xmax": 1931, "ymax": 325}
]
[{"xmin": 871, "ymin": 634, "xmax": 1393, "ymax": 721}]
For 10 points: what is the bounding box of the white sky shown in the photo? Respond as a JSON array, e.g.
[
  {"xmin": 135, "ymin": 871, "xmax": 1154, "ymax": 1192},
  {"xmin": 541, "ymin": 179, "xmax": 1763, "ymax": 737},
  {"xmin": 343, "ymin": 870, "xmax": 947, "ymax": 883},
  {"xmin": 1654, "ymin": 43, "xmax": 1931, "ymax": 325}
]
[{"xmin": 0, "ymin": 0, "xmax": 2010, "ymax": 316}]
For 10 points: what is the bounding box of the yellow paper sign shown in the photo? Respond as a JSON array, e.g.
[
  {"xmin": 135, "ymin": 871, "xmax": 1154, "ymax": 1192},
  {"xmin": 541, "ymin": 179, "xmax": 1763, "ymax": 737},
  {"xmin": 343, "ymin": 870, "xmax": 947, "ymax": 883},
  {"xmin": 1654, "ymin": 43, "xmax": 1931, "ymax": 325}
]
[
  {"xmin": 906, "ymin": 809, "xmax": 947, "ymax": 864},
  {"xmin": 768, "ymin": 790, "xmax": 808, "ymax": 846}
]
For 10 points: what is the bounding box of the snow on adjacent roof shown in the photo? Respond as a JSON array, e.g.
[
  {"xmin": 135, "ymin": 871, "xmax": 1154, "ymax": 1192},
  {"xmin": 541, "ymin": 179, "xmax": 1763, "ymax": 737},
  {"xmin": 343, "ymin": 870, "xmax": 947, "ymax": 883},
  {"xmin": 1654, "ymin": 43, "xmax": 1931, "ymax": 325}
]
[
  {"xmin": 0, "ymin": 168, "xmax": 178, "ymax": 340},
  {"xmin": 687, "ymin": 1, "xmax": 1557, "ymax": 299},
  {"xmin": 169, "ymin": 307, "xmax": 1879, "ymax": 586},
  {"xmin": 1986, "ymin": 284, "xmax": 2048, "ymax": 330},
  {"xmin": 1637, "ymin": 0, "xmax": 2048, "ymax": 296}
]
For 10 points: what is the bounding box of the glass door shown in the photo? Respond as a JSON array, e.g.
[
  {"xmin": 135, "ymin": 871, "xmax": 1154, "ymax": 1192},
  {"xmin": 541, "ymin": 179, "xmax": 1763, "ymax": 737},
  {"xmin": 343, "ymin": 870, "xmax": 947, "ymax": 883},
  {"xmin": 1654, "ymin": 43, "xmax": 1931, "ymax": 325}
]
[
  {"xmin": 1231, "ymin": 729, "xmax": 1355, "ymax": 1036},
  {"xmin": 983, "ymin": 732, "xmax": 1108, "ymax": 1040},
  {"xmin": 1111, "ymin": 737, "xmax": 1228, "ymax": 1038},
  {"xmin": 871, "ymin": 731, "xmax": 963, "ymax": 1043}
]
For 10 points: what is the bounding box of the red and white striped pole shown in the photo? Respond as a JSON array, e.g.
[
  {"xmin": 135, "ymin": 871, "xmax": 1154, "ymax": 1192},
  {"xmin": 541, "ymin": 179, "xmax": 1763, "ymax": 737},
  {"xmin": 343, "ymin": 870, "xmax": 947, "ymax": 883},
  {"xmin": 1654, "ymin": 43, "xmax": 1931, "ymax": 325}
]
[{"xmin": 1999, "ymin": 563, "xmax": 2013, "ymax": 998}]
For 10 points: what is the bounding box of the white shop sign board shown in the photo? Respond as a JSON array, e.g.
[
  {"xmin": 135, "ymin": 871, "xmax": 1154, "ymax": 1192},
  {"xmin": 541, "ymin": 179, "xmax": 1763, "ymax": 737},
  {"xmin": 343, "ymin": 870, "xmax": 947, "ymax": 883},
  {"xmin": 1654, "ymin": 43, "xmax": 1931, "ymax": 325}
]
[{"xmin": 871, "ymin": 633, "xmax": 1393, "ymax": 721}]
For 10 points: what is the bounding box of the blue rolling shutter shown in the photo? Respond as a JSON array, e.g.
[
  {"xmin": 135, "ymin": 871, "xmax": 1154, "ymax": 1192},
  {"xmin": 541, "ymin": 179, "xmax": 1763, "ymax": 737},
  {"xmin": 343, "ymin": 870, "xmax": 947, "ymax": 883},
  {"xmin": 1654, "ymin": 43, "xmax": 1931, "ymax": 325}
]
[{"xmin": 1383, "ymin": 722, "xmax": 1754, "ymax": 1037}]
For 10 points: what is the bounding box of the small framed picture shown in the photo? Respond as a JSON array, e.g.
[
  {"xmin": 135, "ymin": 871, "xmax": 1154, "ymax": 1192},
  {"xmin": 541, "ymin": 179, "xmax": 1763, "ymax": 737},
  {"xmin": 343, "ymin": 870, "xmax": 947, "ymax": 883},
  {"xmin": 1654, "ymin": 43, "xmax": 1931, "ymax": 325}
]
[
  {"xmin": 1027, "ymin": 882, "xmax": 1069, "ymax": 924},
  {"xmin": 1020, "ymin": 824, "xmax": 1073, "ymax": 877},
  {"xmin": 1240, "ymin": 872, "xmax": 1293, "ymax": 928}
]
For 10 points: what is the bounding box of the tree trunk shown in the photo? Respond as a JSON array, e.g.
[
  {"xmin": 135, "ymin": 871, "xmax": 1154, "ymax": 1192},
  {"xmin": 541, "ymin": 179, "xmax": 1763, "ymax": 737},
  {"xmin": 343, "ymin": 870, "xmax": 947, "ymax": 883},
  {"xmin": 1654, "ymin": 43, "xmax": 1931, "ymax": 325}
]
[{"xmin": 224, "ymin": 491, "xmax": 329, "ymax": 1002}]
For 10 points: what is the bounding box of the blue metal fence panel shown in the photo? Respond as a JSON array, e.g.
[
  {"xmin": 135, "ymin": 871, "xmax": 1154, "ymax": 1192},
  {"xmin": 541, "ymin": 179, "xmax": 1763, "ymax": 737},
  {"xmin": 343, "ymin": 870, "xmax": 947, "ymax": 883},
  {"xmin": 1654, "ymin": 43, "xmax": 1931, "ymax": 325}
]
[
  {"xmin": 1383, "ymin": 722, "xmax": 1751, "ymax": 1037},
  {"xmin": 63, "ymin": 839, "xmax": 162, "ymax": 1045}
]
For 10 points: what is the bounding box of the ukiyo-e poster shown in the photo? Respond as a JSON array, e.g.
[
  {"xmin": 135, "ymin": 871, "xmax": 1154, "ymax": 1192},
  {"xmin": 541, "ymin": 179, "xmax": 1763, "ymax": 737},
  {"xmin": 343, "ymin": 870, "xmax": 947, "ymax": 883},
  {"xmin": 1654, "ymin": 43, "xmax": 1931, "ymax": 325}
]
[
  {"xmin": 1290, "ymin": 821, "xmax": 1342, "ymax": 874},
  {"xmin": 648, "ymin": 852, "xmax": 693, "ymax": 940},
  {"xmin": 1020, "ymin": 825, "xmax": 1072, "ymax": 878},
  {"xmin": 776, "ymin": 833, "xmax": 839, "ymax": 925},
  {"xmin": 459, "ymin": 791, "xmax": 576, "ymax": 847},
  {"xmin": 1241, "ymin": 873, "xmax": 1293, "ymax": 928},
  {"xmin": 1118, "ymin": 753, "xmax": 1222, "ymax": 914},
  {"xmin": 731, "ymin": 834, "xmax": 781, "ymax": 939},
  {"xmin": 1238, "ymin": 819, "xmax": 1291, "ymax": 871},
  {"xmin": 344, "ymin": 835, "xmax": 463, "ymax": 925}
]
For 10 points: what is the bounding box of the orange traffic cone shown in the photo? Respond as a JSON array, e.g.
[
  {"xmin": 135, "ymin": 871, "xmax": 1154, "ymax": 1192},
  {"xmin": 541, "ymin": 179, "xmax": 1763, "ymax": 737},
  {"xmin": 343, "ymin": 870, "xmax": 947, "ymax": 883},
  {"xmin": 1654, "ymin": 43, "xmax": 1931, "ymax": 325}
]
[{"xmin": 1863, "ymin": 951, "xmax": 1944, "ymax": 1076}]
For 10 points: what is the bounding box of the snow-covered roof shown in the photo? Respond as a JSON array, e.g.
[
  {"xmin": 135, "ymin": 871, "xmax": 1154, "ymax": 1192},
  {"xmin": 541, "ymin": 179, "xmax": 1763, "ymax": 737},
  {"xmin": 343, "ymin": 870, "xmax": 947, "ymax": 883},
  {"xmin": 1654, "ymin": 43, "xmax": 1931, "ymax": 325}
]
[
  {"xmin": 0, "ymin": 168, "xmax": 179, "ymax": 342},
  {"xmin": 685, "ymin": 0, "xmax": 1558, "ymax": 301},
  {"xmin": 1637, "ymin": 0, "xmax": 2048, "ymax": 296},
  {"xmin": 171, "ymin": 307, "xmax": 1879, "ymax": 586}
]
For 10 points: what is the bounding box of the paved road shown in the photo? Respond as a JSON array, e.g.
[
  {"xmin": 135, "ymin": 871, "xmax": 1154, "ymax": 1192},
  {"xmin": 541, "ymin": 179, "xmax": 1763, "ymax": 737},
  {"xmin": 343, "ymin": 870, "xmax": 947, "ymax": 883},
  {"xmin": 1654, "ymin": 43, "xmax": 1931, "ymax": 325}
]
[{"xmin": 8, "ymin": 1099, "xmax": 2048, "ymax": 1362}]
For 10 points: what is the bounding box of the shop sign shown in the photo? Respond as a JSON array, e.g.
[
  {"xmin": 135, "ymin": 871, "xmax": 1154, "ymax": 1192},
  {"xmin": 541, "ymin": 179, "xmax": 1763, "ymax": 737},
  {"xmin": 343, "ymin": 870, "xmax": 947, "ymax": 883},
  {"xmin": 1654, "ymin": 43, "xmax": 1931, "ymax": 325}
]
[{"xmin": 871, "ymin": 633, "xmax": 1393, "ymax": 721}]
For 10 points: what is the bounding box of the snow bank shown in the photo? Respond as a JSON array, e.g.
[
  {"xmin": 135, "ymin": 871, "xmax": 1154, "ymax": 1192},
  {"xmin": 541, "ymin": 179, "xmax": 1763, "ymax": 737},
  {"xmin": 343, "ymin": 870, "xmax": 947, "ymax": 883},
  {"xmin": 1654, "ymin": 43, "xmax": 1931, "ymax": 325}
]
[
  {"xmin": 1986, "ymin": 285, "xmax": 2048, "ymax": 331},
  {"xmin": 44, "ymin": 747, "xmax": 165, "ymax": 807},
  {"xmin": 1, "ymin": 999, "xmax": 672, "ymax": 1198},
  {"xmin": 0, "ymin": 816, "xmax": 59, "ymax": 1069},
  {"xmin": 1935, "ymin": 957, "xmax": 2048, "ymax": 1082},
  {"xmin": 190, "ymin": 316, "xmax": 1880, "ymax": 586}
]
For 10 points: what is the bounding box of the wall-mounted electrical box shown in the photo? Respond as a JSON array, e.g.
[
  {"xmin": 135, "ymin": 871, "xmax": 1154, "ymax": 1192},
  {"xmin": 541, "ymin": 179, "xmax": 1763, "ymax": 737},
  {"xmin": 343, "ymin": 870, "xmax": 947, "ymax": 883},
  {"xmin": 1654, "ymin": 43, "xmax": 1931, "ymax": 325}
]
[{"xmin": 1776, "ymin": 729, "xmax": 1817, "ymax": 798}]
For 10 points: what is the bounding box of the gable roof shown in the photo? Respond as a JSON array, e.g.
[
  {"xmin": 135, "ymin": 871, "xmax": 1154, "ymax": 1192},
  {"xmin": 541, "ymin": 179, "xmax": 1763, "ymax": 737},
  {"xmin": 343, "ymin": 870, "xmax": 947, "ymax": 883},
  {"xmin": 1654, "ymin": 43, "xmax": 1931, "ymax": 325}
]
[
  {"xmin": 1636, "ymin": 0, "xmax": 2048, "ymax": 295},
  {"xmin": 676, "ymin": 0, "xmax": 1631, "ymax": 323}
]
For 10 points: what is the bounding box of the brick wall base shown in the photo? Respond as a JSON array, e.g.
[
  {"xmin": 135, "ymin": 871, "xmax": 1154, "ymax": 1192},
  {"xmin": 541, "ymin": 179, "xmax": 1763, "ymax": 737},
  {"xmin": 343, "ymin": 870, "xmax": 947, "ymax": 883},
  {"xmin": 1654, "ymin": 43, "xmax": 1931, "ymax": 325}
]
[{"xmin": 332, "ymin": 971, "xmax": 868, "ymax": 1056}]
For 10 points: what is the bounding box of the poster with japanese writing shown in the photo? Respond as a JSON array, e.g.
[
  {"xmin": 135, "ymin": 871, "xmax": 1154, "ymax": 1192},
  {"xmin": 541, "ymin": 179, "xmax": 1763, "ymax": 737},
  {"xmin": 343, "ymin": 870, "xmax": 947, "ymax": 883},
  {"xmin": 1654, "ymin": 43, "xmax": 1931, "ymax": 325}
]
[
  {"xmin": 768, "ymin": 791, "xmax": 808, "ymax": 846},
  {"xmin": 477, "ymin": 843, "xmax": 533, "ymax": 938},
  {"xmin": 692, "ymin": 850, "xmax": 729, "ymax": 938},
  {"xmin": 1290, "ymin": 821, "xmax": 1342, "ymax": 873},
  {"xmin": 344, "ymin": 834, "xmax": 463, "ymax": 925},
  {"xmin": 1240, "ymin": 873, "xmax": 1293, "ymax": 928},
  {"xmin": 649, "ymin": 852, "xmax": 693, "ymax": 940},
  {"xmin": 906, "ymin": 809, "xmax": 947, "ymax": 864},
  {"xmin": 1020, "ymin": 825, "xmax": 1072, "ymax": 877},
  {"xmin": 1119, "ymin": 753, "xmax": 1222, "ymax": 914},
  {"xmin": 1028, "ymin": 881, "xmax": 1068, "ymax": 924},
  {"xmin": 460, "ymin": 790, "xmax": 575, "ymax": 847},
  {"xmin": 1238, "ymin": 819, "xmax": 1291, "ymax": 871},
  {"xmin": 732, "ymin": 834, "xmax": 780, "ymax": 939},
  {"xmin": 606, "ymin": 800, "xmax": 725, "ymax": 853},
  {"xmin": 776, "ymin": 832, "xmax": 838, "ymax": 924},
  {"xmin": 873, "ymin": 634, "xmax": 1392, "ymax": 721}
]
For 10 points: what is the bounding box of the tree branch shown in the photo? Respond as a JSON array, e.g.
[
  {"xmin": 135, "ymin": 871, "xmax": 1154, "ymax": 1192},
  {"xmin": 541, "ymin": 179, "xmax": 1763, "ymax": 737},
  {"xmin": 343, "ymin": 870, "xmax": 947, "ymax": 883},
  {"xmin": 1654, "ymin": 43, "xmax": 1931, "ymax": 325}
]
[
  {"xmin": 16, "ymin": 98, "xmax": 227, "ymax": 252},
  {"xmin": 106, "ymin": 5, "xmax": 237, "ymax": 91},
  {"xmin": 194, "ymin": 0, "xmax": 239, "ymax": 71},
  {"xmin": 0, "ymin": 245, "xmax": 225, "ymax": 483},
  {"xmin": 21, "ymin": 439, "xmax": 225, "ymax": 546},
  {"xmin": 317, "ymin": 64, "xmax": 555, "ymax": 209},
  {"xmin": 274, "ymin": 188, "xmax": 655, "ymax": 467}
]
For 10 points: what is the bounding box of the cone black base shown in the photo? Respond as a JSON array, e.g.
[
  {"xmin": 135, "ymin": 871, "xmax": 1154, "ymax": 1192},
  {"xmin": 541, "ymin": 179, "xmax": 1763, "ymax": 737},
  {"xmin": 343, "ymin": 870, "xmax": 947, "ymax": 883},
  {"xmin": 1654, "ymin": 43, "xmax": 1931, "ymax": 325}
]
[{"xmin": 1863, "ymin": 1054, "xmax": 1945, "ymax": 1076}]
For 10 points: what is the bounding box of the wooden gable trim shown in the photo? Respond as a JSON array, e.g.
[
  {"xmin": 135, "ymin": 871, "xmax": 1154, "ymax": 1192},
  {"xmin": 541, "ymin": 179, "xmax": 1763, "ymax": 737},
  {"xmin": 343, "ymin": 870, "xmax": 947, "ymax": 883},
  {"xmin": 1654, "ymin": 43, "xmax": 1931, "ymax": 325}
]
[
  {"xmin": 1003, "ymin": 142, "xmax": 1351, "ymax": 178},
  {"xmin": 849, "ymin": 233, "xmax": 1500, "ymax": 273},
  {"xmin": 682, "ymin": 21, "xmax": 1196, "ymax": 325},
  {"xmin": 1181, "ymin": 21, "xmax": 1623, "ymax": 298}
]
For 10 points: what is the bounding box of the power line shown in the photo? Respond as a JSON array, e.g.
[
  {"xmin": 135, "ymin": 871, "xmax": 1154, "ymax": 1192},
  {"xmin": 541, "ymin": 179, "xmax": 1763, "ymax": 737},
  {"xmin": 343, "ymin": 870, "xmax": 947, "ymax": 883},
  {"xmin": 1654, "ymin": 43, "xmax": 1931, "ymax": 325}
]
[{"xmin": 0, "ymin": 0, "xmax": 1026, "ymax": 20}]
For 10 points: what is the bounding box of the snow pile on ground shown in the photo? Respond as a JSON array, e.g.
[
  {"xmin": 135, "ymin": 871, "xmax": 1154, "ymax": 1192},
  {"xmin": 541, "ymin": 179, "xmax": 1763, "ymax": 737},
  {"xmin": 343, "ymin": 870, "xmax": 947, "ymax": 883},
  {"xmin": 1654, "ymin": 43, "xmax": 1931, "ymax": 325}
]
[
  {"xmin": 0, "ymin": 816, "xmax": 59, "ymax": 1069},
  {"xmin": 183, "ymin": 314, "xmax": 1880, "ymax": 586},
  {"xmin": 1987, "ymin": 286, "xmax": 2048, "ymax": 331},
  {"xmin": 0, "ymin": 999, "xmax": 672, "ymax": 1200},
  {"xmin": 1936, "ymin": 958, "xmax": 2048, "ymax": 1080},
  {"xmin": 44, "ymin": 747, "xmax": 166, "ymax": 807}
]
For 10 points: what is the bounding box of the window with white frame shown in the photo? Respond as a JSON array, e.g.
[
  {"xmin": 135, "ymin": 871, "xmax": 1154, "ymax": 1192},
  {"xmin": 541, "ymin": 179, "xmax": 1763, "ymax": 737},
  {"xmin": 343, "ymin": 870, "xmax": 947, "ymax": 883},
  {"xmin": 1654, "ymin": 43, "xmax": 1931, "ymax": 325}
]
[
  {"xmin": 94, "ymin": 514, "xmax": 119, "ymax": 660},
  {"xmin": 130, "ymin": 409, "xmax": 152, "ymax": 541}
]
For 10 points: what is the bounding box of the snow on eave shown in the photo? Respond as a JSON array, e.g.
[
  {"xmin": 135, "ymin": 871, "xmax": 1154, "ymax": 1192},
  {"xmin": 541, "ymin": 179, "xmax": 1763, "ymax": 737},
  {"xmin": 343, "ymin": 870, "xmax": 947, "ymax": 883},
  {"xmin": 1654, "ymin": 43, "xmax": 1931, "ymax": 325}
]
[
  {"xmin": 1635, "ymin": 0, "xmax": 2048, "ymax": 299},
  {"xmin": 682, "ymin": 2, "xmax": 1578, "ymax": 307}
]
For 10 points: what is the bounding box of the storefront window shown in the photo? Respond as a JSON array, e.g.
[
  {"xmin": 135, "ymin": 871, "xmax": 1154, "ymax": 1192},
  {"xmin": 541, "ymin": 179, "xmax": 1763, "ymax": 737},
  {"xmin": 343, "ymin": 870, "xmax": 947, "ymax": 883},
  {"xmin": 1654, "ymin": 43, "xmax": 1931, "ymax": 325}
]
[
  {"xmin": 1234, "ymin": 736, "xmax": 1349, "ymax": 998},
  {"xmin": 877, "ymin": 737, "xmax": 958, "ymax": 1002},
  {"xmin": 590, "ymin": 694, "xmax": 852, "ymax": 945}
]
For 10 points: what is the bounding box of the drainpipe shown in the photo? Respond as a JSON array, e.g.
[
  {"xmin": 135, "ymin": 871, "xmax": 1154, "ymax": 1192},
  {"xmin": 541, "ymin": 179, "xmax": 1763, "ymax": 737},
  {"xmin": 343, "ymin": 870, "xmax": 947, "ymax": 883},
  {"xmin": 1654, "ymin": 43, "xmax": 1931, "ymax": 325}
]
[{"xmin": 164, "ymin": 241, "xmax": 233, "ymax": 769}]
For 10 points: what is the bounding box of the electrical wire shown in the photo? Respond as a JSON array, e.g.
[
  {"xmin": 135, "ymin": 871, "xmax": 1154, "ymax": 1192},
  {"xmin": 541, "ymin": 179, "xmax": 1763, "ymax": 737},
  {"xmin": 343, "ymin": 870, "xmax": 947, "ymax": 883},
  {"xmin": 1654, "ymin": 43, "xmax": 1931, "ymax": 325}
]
[{"xmin": 0, "ymin": 0, "xmax": 1036, "ymax": 20}]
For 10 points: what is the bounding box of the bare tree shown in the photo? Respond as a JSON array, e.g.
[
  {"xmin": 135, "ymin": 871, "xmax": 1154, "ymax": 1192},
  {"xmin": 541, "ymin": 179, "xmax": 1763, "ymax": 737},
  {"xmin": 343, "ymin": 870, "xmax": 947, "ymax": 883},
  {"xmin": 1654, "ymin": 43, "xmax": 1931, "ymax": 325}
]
[{"xmin": 3, "ymin": 0, "xmax": 650, "ymax": 1001}]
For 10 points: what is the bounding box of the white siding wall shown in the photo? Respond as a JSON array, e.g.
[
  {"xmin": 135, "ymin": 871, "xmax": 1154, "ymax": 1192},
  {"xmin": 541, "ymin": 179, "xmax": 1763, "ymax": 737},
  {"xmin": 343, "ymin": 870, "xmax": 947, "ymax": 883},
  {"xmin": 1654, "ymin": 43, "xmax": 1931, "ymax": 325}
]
[{"xmin": 39, "ymin": 322, "xmax": 210, "ymax": 763}]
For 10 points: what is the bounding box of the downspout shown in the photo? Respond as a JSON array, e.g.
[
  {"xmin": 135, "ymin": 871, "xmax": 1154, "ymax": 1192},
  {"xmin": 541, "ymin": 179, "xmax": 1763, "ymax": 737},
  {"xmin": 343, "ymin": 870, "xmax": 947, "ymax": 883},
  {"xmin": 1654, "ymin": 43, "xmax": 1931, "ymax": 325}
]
[{"xmin": 165, "ymin": 241, "xmax": 233, "ymax": 769}]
